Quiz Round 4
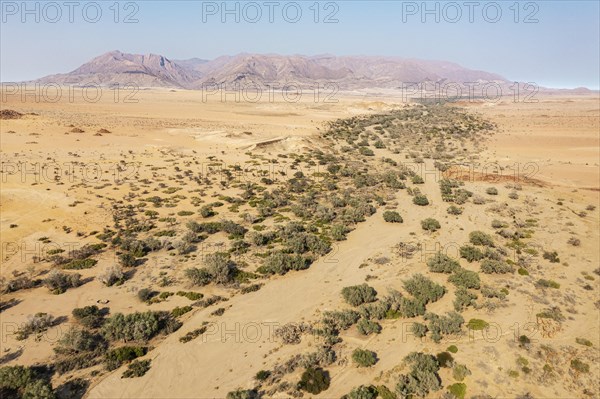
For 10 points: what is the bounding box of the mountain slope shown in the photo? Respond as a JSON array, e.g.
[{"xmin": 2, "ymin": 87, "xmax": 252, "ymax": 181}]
[
  {"xmin": 35, "ymin": 50, "xmax": 201, "ymax": 88},
  {"xmin": 32, "ymin": 51, "xmax": 508, "ymax": 89}
]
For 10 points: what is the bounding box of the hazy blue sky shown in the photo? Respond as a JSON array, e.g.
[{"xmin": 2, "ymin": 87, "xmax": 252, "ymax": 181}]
[{"xmin": 1, "ymin": 0, "xmax": 599, "ymax": 88}]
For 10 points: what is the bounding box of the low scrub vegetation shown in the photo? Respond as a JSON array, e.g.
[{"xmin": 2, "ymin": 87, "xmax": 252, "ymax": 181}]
[
  {"xmin": 342, "ymin": 284, "xmax": 378, "ymax": 306},
  {"xmin": 15, "ymin": 313, "xmax": 54, "ymax": 340},
  {"xmin": 403, "ymin": 274, "xmax": 445, "ymax": 304},
  {"xmin": 105, "ymin": 346, "xmax": 148, "ymax": 371},
  {"xmin": 421, "ymin": 218, "xmax": 441, "ymax": 232},
  {"xmin": 427, "ymin": 253, "xmax": 460, "ymax": 273},
  {"xmin": 448, "ymin": 268, "xmax": 481, "ymax": 289},
  {"xmin": 352, "ymin": 348, "xmax": 378, "ymax": 367},
  {"xmin": 383, "ymin": 210, "xmax": 403, "ymax": 223},
  {"xmin": 44, "ymin": 270, "xmax": 81, "ymax": 294},
  {"xmin": 298, "ymin": 367, "xmax": 330, "ymax": 394},
  {"xmin": 424, "ymin": 312, "xmax": 464, "ymax": 343},
  {"xmin": 396, "ymin": 352, "xmax": 441, "ymax": 397},
  {"xmin": 480, "ymin": 259, "xmax": 514, "ymax": 274},
  {"xmin": 469, "ymin": 231, "xmax": 494, "ymax": 247},
  {"xmin": 466, "ymin": 318, "xmax": 489, "ymax": 331},
  {"xmin": 122, "ymin": 359, "xmax": 151, "ymax": 378},
  {"xmin": 72, "ymin": 305, "xmax": 105, "ymax": 328}
]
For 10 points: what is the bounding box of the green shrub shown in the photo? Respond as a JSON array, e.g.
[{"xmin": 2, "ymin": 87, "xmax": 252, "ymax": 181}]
[
  {"xmin": 448, "ymin": 382, "xmax": 467, "ymax": 398},
  {"xmin": 226, "ymin": 389, "xmax": 259, "ymax": 399},
  {"xmin": 469, "ymin": 231, "xmax": 494, "ymax": 247},
  {"xmin": 424, "ymin": 312, "xmax": 464, "ymax": 343},
  {"xmin": 322, "ymin": 309, "xmax": 361, "ymax": 330},
  {"xmin": 352, "ymin": 348, "xmax": 378, "ymax": 367},
  {"xmin": 486, "ymin": 187, "xmax": 498, "ymax": 195},
  {"xmin": 176, "ymin": 291, "xmax": 203, "ymax": 300},
  {"xmin": 203, "ymin": 252, "xmax": 235, "ymax": 284},
  {"xmin": 63, "ymin": 258, "xmax": 97, "ymax": 270},
  {"xmin": 99, "ymin": 265, "xmax": 125, "ymax": 286},
  {"xmin": 102, "ymin": 311, "xmax": 163, "ymax": 342},
  {"xmin": 21, "ymin": 378, "xmax": 55, "ymax": 398},
  {"xmin": 570, "ymin": 359, "xmax": 590, "ymax": 373},
  {"xmin": 447, "ymin": 205, "xmax": 463, "ymax": 215},
  {"xmin": 543, "ymin": 251, "xmax": 560, "ymax": 263},
  {"xmin": 185, "ymin": 267, "xmax": 212, "ymax": 286},
  {"xmin": 518, "ymin": 268, "xmax": 529, "ymax": 276},
  {"xmin": 298, "ymin": 367, "xmax": 330, "ymax": 394},
  {"xmin": 342, "ymin": 284, "xmax": 378, "ymax": 306},
  {"xmin": 383, "ymin": 211, "xmax": 403, "ymax": 223},
  {"xmin": 447, "ymin": 345, "xmax": 458, "ymax": 353},
  {"xmin": 536, "ymin": 307, "xmax": 565, "ymax": 322},
  {"xmin": 179, "ymin": 326, "xmax": 207, "ymax": 343},
  {"xmin": 518, "ymin": 335, "xmax": 531, "ymax": 346},
  {"xmin": 421, "ymin": 218, "xmax": 441, "ymax": 232},
  {"xmin": 448, "ymin": 268, "xmax": 480, "ymax": 289},
  {"xmin": 15, "ymin": 313, "xmax": 54, "ymax": 340},
  {"xmin": 575, "ymin": 337, "xmax": 593, "ymax": 347},
  {"xmin": 105, "ymin": 346, "xmax": 147, "ymax": 371},
  {"xmin": 221, "ymin": 220, "xmax": 247, "ymax": 238},
  {"xmin": 412, "ymin": 175, "xmax": 424, "ymax": 184},
  {"xmin": 122, "ymin": 359, "xmax": 151, "ymax": 378},
  {"xmin": 427, "ymin": 253, "xmax": 460, "ymax": 273},
  {"xmin": 240, "ymin": 284, "xmax": 262, "ymax": 294},
  {"xmin": 466, "ymin": 318, "xmax": 489, "ymax": 330},
  {"xmin": 376, "ymin": 385, "xmax": 397, "ymax": 399},
  {"xmin": 52, "ymin": 328, "xmax": 107, "ymax": 373},
  {"xmin": 359, "ymin": 147, "xmax": 375, "ymax": 156},
  {"xmin": 403, "ymin": 274, "xmax": 445, "ymax": 304},
  {"xmin": 411, "ymin": 322, "xmax": 428, "ymax": 338},
  {"xmin": 396, "ymin": 352, "xmax": 441, "ymax": 397},
  {"xmin": 119, "ymin": 253, "xmax": 138, "ymax": 268},
  {"xmin": 413, "ymin": 195, "xmax": 429, "ymax": 206},
  {"xmin": 72, "ymin": 305, "xmax": 105, "ymax": 329},
  {"xmin": 0, "ymin": 366, "xmax": 55, "ymax": 399},
  {"xmin": 459, "ymin": 245, "xmax": 484, "ymax": 262},
  {"xmin": 452, "ymin": 364, "xmax": 471, "ymax": 381},
  {"xmin": 344, "ymin": 385, "xmax": 378, "ymax": 399},
  {"xmin": 330, "ymin": 224, "xmax": 351, "ymax": 241},
  {"xmin": 480, "ymin": 259, "xmax": 514, "ymax": 274},
  {"xmin": 356, "ymin": 318, "xmax": 381, "ymax": 335},
  {"xmin": 187, "ymin": 221, "xmax": 221, "ymax": 234},
  {"xmin": 199, "ymin": 205, "xmax": 215, "ymax": 218},
  {"xmin": 171, "ymin": 306, "xmax": 193, "ymax": 317},
  {"xmin": 255, "ymin": 370, "xmax": 271, "ymax": 381},
  {"xmin": 394, "ymin": 297, "xmax": 426, "ymax": 318},
  {"xmin": 43, "ymin": 270, "xmax": 81, "ymax": 294},
  {"xmin": 0, "ymin": 365, "xmax": 34, "ymax": 391},
  {"xmin": 137, "ymin": 288, "xmax": 157, "ymax": 302},
  {"xmin": 436, "ymin": 351, "xmax": 454, "ymax": 368},
  {"xmin": 453, "ymin": 287, "xmax": 477, "ymax": 312},
  {"xmin": 536, "ymin": 279, "xmax": 560, "ymax": 289},
  {"xmin": 256, "ymin": 251, "xmax": 310, "ymax": 275}
]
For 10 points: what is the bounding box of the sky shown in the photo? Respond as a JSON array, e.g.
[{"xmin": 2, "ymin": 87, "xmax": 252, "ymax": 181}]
[{"xmin": 1, "ymin": 0, "xmax": 599, "ymax": 89}]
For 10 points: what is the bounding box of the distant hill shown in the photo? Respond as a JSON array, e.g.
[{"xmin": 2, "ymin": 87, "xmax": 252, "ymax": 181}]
[
  {"xmin": 34, "ymin": 51, "xmax": 201, "ymax": 88},
  {"xmin": 30, "ymin": 50, "xmax": 510, "ymax": 90}
]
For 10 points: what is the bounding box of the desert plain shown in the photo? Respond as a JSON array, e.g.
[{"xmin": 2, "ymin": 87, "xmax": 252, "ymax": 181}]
[{"xmin": 0, "ymin": 88, "xmax": 598, "ymax": 399}]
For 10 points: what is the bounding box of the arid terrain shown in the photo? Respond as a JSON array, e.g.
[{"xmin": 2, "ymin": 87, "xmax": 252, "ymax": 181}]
[{"xmin": 1, "ymin": 88, "xmax": 598, "ymax": 399}]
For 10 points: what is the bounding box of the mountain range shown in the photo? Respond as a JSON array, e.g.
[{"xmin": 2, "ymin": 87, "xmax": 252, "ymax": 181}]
[{"xmin": 31, "ymin": 50, "xmax": 511, "ymax": 90}]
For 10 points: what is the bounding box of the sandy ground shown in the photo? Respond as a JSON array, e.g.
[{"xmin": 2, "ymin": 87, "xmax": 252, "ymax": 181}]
[{"xmin": 1, "ymin": 89, "xmax": 598, "ymax": 398}]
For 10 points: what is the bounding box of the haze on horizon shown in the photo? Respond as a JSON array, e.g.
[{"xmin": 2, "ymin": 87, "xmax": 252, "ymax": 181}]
[{"xmin": 1, "ymin": 0, "xmax": 599, "ymax": 89}]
